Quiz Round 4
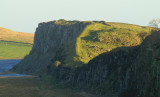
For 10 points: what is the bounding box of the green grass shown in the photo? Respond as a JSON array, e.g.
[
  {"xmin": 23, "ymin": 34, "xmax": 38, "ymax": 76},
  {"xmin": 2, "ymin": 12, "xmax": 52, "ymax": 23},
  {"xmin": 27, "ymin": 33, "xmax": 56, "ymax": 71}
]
[
  {"xmin": 60, "ymin": 22, "xmax": 153, "ymax": 67},
  {"xmin": 55, "ymin": 19, "xmax": 78, "ymax": 25},
  {"xmin": 0, "ymin": 41, "xmax": 32, "ymax": 59},
  {"xmin": 0, "ymin": 27, "xmax": 34, "ymax": 59}
]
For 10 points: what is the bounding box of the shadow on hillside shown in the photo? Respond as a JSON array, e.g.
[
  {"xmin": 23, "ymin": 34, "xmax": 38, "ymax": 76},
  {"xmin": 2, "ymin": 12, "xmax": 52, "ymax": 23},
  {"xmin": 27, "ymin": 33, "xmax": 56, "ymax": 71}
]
[{"xmin": 81, "ymin": 28, "xmax": 117, "ymax": 42}]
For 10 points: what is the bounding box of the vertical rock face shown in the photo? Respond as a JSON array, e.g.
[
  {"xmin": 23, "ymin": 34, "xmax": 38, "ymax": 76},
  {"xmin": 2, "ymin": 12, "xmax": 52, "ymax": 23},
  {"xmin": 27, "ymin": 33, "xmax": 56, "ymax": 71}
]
[
  {"xmin": 33, "ymin": 21, "xmax": 89, "ymax": 53},
  {"xmin": 12, "ymin": 20, "xmax": 90, "ymax": 74}
]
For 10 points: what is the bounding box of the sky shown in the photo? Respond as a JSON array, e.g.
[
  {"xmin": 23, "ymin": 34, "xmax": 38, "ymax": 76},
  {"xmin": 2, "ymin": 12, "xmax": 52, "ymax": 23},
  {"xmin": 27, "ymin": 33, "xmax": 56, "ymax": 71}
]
[{"xmin": 0, "ymin": 0, "xmax": 160, "ymax": 33}]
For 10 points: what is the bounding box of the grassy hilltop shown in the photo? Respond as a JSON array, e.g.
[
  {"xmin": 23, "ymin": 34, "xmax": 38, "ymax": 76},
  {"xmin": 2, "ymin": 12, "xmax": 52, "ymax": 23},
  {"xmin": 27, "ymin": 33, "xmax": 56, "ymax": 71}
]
[
  {"xmin": 57, "ymin": 21, "xmax": 153, "ymax": 67},
  {"xmin": 0, "ymin": 27, "xmax": 34, "ymax": 59}
]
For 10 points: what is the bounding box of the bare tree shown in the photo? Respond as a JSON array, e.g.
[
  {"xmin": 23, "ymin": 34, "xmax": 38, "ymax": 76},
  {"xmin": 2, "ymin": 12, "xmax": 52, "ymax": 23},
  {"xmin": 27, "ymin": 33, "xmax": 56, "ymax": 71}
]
[
  {"xmin": 158, "ymin": 19, "xmax": 160, "ymax": 23},
  {"xmin": 149, "ymin": 18, "xmax": 160, "ymax": 28}
]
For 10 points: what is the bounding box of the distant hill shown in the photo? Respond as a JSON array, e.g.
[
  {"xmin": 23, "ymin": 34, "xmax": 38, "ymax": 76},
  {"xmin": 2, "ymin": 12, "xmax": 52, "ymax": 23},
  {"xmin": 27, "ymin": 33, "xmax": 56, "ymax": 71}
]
[
  {"xmin": 0, "ymin": 27, "xmax": 34, "ymax": 59},
  {"xmin": 0, "ymin": 27, "xmax": 33, "ymax": 44}
]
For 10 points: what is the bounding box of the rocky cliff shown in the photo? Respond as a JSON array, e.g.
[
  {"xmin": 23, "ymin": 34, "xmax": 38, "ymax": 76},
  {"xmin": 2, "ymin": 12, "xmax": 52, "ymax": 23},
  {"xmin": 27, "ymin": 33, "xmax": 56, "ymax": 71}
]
[
  {"xmin": 12, "ymin": 20, "xmax": 90, "ymax": 73},
  {"xmin": 12, "ymin": 20, "xmax": 160, "ymax": 97},
  {"xmin": 12, "ymin": 20, "xmax": 152, "ymax": 74}
]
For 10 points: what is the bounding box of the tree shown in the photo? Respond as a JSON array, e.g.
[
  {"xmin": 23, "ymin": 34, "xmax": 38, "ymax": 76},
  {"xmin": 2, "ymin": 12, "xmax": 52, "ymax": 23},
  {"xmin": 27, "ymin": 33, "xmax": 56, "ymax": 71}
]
[{"xmin": 149, "ymin": 18, "xmax": 160, "ymax": 28}]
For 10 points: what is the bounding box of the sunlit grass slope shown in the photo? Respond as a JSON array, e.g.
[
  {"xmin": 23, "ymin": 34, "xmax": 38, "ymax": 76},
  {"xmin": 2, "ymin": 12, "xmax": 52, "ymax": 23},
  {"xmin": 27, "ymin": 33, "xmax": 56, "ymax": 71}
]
[
  {"xmin": 0, "ymin": 27, "xmax": 33, "ymax": 43},
  {"xmin": 62, "ymin": 22, "xmax": 153, "ymax": 66},
  {"xmin": 0, "ymin": 27, "xmax": 34, "ymax": 59}
]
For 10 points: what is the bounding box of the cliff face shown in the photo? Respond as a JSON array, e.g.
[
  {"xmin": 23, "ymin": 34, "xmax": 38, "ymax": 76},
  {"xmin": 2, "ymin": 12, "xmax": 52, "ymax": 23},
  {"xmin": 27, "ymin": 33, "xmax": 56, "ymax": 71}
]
[
  {"xmin": 12, "ymin": 20, "xmax": 152, "ymax": 74},
  {"xmin": 12, "ymin": 20, "xmax": 90, "ymax": 73},
  {"xmin": 33, "ymin": 20, "xmax": 89, "ymax": 53}
]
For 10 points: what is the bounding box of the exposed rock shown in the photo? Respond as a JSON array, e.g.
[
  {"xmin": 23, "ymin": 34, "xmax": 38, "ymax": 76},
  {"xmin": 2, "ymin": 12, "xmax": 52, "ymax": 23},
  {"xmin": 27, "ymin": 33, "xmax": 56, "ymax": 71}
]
[{"xmin": 12, "ymin": 20, "xmax": 91, "ymax": 74}]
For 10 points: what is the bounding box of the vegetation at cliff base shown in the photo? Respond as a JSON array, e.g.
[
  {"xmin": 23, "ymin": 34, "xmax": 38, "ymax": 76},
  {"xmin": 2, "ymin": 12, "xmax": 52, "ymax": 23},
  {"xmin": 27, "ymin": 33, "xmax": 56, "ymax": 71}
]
[{"xmin": 0, "ymin": 27, "xmax": 34, "ymax": 59}]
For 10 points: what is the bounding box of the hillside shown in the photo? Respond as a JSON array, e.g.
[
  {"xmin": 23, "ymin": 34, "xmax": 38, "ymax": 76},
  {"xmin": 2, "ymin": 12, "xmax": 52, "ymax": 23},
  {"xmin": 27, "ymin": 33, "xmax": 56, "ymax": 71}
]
[
  {"xmin": 46, "ymin": 30, "xmax": 160, "ymax": 97},
  {"xmin": 12, "ymin": 19, "xmax": 153, "ymax": 73},
  {"xmin": 0, "ymin": 27, "xmax": 34, "ymax": 59}
]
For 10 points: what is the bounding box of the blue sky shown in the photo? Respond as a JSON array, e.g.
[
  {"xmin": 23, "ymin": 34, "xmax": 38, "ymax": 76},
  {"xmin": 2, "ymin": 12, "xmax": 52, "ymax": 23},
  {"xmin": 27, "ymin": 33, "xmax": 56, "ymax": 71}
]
[{"xmin": 0, "ymin": 0, "xmax": 160, "ymax": 33}]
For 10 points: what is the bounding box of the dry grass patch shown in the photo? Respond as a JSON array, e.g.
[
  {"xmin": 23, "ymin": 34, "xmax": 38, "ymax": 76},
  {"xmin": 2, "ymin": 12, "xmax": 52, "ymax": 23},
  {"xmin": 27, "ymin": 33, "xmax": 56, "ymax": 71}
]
[
  {"xmin": 0, "ymin": 76, "xmax": 98, "ymax": 97},
  {"xmin": 0, "ymin": 27, "xmax": 34, "ymax": 44}
]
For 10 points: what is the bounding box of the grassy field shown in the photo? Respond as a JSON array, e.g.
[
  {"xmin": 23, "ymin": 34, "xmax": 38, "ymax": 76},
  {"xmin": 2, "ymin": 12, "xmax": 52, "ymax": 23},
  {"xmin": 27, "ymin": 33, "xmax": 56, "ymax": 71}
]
[
  {"xmin": 0, "ymin": 76, "xmax": 98, "ymax": 97},
  {"xmin": 0, "ymin": 27, "xmax": 34, "ymax": 59}
]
